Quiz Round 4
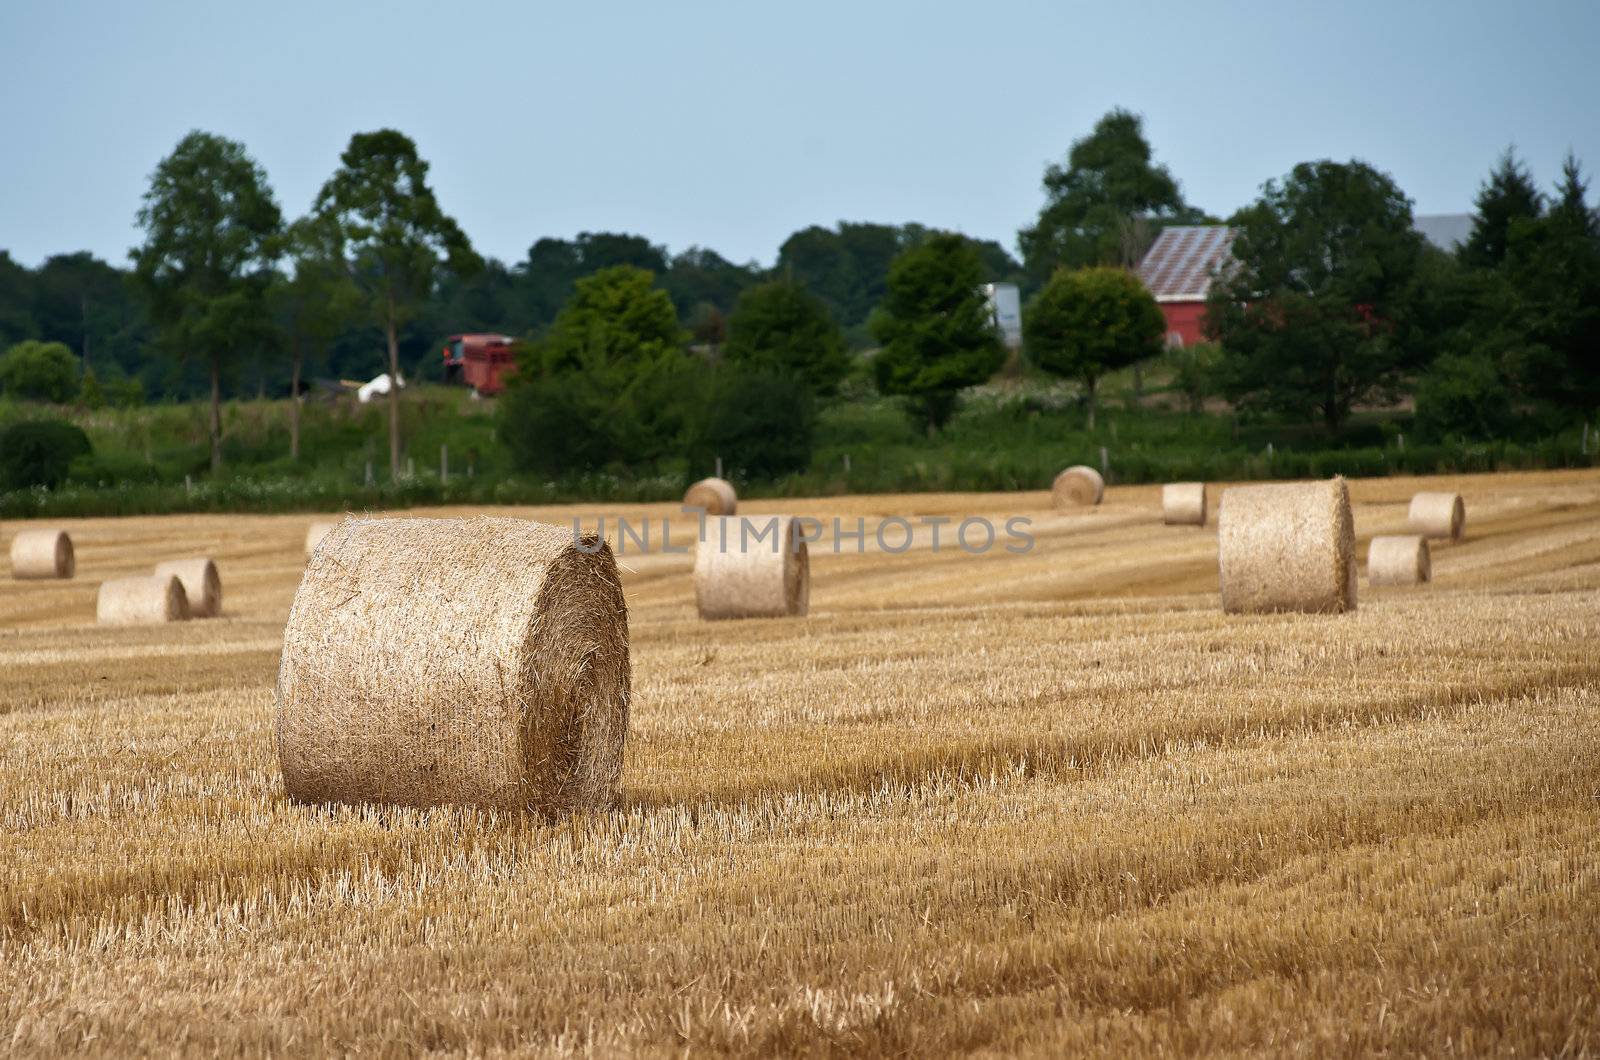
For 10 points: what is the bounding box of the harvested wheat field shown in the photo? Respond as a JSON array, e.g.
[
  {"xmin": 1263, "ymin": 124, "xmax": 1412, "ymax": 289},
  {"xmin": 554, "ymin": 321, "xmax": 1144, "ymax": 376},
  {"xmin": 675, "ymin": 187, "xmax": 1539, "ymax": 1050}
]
[{"xmin": 2, "ymin": 469, "xmax": 1598, "ymax": 1057}]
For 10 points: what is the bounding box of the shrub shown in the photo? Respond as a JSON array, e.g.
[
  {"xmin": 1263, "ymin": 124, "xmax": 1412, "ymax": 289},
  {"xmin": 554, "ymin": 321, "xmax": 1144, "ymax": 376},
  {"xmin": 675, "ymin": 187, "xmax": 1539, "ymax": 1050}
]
[
  {"xmin": 0, "ymin": 419, "xmax": 93, "ymax": 491},
  {"xmin": 690, "ymin": 366, "xmax": 816, "ymax": 481},
  {"xmin": 1415, "ymin": 352, "xmax": 1514, "ymax": 440},
  {"xmin": 0, "ymin": 341, "xmax": 80, "ymax": 403}
]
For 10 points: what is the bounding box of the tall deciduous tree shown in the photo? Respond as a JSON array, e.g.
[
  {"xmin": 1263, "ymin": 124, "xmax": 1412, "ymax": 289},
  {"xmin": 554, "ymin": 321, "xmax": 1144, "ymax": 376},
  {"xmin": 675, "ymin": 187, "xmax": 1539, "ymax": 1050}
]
[
  {"xmin": 1461, "ymin": 149, "xmax": 1543, "ymax": 269},
  {"xmin": 1206, "ymin": 160, "xmax": 1430, "ymax": 433},
  {"xmin": 723, "ymin": 279, "xmax": 849, "ymax": 397},
  {"xmin": 1018, "ymin": 109, "xmax": 1204, "ymax": 280},
  {"xmin": 869, "ymin": 233, "xmax": 1005, "ymax": 434},
  {"xmin": 313, "ymin": 129, "xmax": 479, "ymax": 478},
  {"xmin": 132, "ymin": 131, "xmax": 283, "ymax": 472},
  {"xmin": 1024, "ymin": 267, "xmax": 1165, "ymax": 430},
  {"xmin": 272, "ymin": 217, "xmax": 358, "ymax": 460}
]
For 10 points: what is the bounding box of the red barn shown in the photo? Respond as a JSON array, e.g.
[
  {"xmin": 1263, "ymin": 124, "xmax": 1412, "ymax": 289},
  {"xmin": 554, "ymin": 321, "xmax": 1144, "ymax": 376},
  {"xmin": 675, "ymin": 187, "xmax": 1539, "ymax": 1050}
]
[{"xmin": 1135, "ymin": 226, "xmax": 1237, "ymax": 348}]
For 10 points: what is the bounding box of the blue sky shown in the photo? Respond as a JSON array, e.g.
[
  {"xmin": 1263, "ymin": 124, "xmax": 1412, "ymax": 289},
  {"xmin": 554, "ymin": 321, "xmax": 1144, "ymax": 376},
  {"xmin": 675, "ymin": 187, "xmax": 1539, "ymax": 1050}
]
[{"xmin": 1, "ymin": 0, "xmax": 1596, "ymax": 269}]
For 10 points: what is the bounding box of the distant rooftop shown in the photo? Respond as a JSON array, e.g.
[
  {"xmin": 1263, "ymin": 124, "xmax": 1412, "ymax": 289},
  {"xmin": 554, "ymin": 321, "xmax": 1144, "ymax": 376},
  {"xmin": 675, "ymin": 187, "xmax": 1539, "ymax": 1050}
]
[
  {"xmin": 1415, "ymin": 213, "xmax": 1474, "ymax": 251},
  {"xmin": 1136, "ymin": 226, "xmax": 1237, "ymax": 302}
]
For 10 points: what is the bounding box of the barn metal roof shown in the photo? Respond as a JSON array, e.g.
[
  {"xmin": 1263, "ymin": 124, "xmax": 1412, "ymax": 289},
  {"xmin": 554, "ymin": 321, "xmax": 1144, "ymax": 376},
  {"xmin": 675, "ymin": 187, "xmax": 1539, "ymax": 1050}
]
[{"xmin": 1136, "ymin": 225, "xmax": 1237, "ymax": 302}]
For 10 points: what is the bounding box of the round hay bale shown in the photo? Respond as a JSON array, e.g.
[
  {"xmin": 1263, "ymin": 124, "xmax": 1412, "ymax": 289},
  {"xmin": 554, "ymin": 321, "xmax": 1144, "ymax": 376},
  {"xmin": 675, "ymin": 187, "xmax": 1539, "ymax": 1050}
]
[
  {"xmin": 1162, "ymin": 482, "xmax": 1207, "ymax": 526},
  {"xmin": 275, "ymin": 516, "xmax": 630, "ymax": 813},
  {"xmin": 97, "ymin": 574, "xmax": 190, "ymax": 625},
  {"xmin": 1218, "ymin": 477, "xmax": 1357, "ymax": 614},
  {"xmin": 1052, "ymin": 465, "xmax": 1104, "ymax": 508},
  {"xmin": 683, "ymin": 477, "xmax": 737, "ymax": 516},
  {"xmin": 1367, "ymin": 534, "xmax": 1431, "ymax": 587},
  {"xmin": 304, "ymin": 520, "xmax": 339, "ymax": 558},
  {"xmin": 10, "ymin": 528, "xmax": 74, "ymax": 579},
  {"xmin": 152, "ymin": 557, "xmax": 222, "ymax": 618},
  {"xmin": 695, "ymin": 515, "xmax": 809, "ymax": 620},
  {"xmin": 1408, "ymin": 491, "xmax": 1465, "ymax": 541}
]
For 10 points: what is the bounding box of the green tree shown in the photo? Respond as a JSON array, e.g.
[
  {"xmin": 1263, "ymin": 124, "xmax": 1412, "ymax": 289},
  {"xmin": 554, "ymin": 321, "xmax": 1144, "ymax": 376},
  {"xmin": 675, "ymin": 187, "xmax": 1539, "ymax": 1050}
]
[
  {"xmin": 1496, "ymin": 158, "xmax": 1600, "ymax": 419},
  {"xmin": 313, "ymin": 129, "xmax": 480, "ymax": 478},
  {"xmin": 723, "ymin": 279, "xmax": 849, "ymax": 397},
  {"xmin": 0, "ymin": 340, "xmax": 80, "ymax": 403},
  {"xmin": 1024, "ymin": 267, "xmax": 1165, "ymax": 429},
  {"xmin": 869, "ymin": 233, "xmax": 1005, "ymax": 434},
  {"xmin": 1461, "ymin": 149, "xmax": 1543, "ymax": 270},
  {"xmin": 1018, "ymin": 108, "xmax": 1204, "ymax": 280},
  {"xmin": 500, "ymin": 266, "xmax": 690, "ymax": 474},
  {"xmin": 131, "ymin": 131, "xmax": 283, "ymax": 472},
  {"xmin": 272, "ymin": 217, "xmax": 360, "ymax": 460},
  {"xmin": 1206, "ymin": 160, "xmax": 1430, "ymax": 433}
]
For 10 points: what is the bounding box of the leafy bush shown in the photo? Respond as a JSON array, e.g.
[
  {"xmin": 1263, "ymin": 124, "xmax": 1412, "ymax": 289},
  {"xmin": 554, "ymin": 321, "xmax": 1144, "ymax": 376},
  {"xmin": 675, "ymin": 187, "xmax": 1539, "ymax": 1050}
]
[
  {"xmin": 690, "ymin": 367, "xmax": 816, "ymax": 481},
  {"xmin": 1414, "ymin": 352, "xmax": 1514, "ymax": 440},
  {"xmin": 0, "ymin": 419, "xmax": 93, "ymax": 491},
  {"xmin": 0, "ymin": 341, "xmax": 80, "ymax": 403}
]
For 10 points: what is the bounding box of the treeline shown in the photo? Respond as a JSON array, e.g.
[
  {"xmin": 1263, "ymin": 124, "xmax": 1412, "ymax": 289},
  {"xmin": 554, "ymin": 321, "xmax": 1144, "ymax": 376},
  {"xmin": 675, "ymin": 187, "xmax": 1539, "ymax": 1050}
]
[
  {"xmin": 1, "ymin": 108, "xmax": 1596, "ymax": 500},
  {"xmin": 0, "ymin": 218, "xmax": 1021, "ymax": 407}
]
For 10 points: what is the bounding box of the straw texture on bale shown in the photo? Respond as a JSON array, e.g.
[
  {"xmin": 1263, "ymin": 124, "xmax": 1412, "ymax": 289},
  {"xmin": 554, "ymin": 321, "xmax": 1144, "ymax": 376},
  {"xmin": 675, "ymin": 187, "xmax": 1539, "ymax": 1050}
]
[
  {"xmin": 1367, "ymin": 534, "xmax": 1431, "ymax": 587},
  {"xmin": 683, "ymin": 477, "xmax": 737, "ymax": 515},
  {"xmin": 1052, "ymin": 465, "xmax": 1105, "ymax": 508},
  {"xmin": 305, "ymin": 520, "xmax": 339, "ymax": 558},
  {"xmin": 1409, "ymin": 491, "xmax": 1465, "ymax": 541},
  {"xmin": 275, "ymin": 516, "xmax": 631, "ymax": 813},
  {"xmin": 152, "ymin": 557, "xmax": 222, "ymax": 618},
  {"xmin": 695, "ymin": 515, "xmax": 810, "ymax": 620},
  {"xmin": 10, "ymin": 528, "xmax": 74, "ymax": 579},
  {"xmin": 1218, "ymin": 478, "xmax": 1357, "ymax": 614},
  {"xmin": 1162, "ymin": 482, "xmax": 1207, "ymax": 526},
  {"xmin": 97, "ymin": 574, "xmax": 190, "ymax": 625}
]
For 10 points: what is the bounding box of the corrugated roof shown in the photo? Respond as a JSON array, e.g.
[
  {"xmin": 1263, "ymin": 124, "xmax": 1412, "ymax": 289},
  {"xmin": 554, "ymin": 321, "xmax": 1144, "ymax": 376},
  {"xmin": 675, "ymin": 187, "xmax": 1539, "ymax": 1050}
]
[{"xmin": 1136, "ymin": 226, "xmax": 1237, "ymax": 302}]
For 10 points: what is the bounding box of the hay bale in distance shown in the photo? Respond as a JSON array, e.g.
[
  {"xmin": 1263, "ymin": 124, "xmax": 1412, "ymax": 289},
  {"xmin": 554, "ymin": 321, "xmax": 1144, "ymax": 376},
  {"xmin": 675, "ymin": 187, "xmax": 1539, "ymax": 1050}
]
[
  {"xmin": 275, "ymin": 516, "xmax": 631, "ymax": 813},
  {"xmin": 1052, "ymin": 465, "xmax": 1104, "ymax": 508},
  {"xmin": 1368, "ymin": 534, "xmax": 1431, "ymax": 587},
  {"xmin": 305, "ymin": 520, "xmax": 339, "ymax": 558},
  {"xmin": 1218, "ymin": 478, "xmax": 1357, "ymax": 614},
  {"xmin": 10, "ymin": 528, "xmax": 74, "ymax": 579},
  {"xmin": 153, "ymin": 557, "xmax": 222, "ymax": 618},
  {"xmin": 695, "ymin": 516, "xmax": 809, "ymax": 620},
  {"xmin": 683, "ymin": 477, "xmax": 737, "ymax": 516},
  {"xmin": 1409, "ymin": 491, "xmax": 1465, "ymax": 541},
  {"xmin": 1162, "ymin": 482, "xmax": 1207, "ymax": 526},
  {"xmin": 97, "ymin": 574, "xmax": 190, "ymax": 625}
]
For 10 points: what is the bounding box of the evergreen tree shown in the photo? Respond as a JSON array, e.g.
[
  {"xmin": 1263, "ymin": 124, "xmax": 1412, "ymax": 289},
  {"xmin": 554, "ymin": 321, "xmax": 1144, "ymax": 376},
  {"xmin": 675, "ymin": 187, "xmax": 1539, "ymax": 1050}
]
[
  {"xmin": 869, "ymin": 233, "xmax": 1005, "ymax": 434},
  {"xmin": 1461, "ymin": 148, "xmax": 1543, "ymax": 269}
]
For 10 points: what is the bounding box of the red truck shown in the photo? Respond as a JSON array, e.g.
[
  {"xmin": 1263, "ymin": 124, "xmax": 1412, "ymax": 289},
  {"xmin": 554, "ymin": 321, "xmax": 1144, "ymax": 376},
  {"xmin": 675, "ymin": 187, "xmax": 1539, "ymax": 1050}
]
[{"xmin": 442, "ymin": 333, "xmax": 518, "ymax": 395}]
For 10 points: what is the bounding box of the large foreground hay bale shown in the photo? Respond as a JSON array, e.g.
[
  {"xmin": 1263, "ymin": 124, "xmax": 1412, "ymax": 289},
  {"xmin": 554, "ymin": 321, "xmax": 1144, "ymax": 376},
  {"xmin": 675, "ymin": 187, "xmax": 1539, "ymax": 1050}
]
[
  {"xmin": 152, "ymin": 558, "xmax": 222, "ymax": 618},
  {"xmin": 97, "ymin": 575, "xmax": 190, "ymax": 625},
  {"xmin": 275, "ymin": 516, "xmax": 630, "ymax": 813},
  {"xmin": 1409, "ymin": 491, "xmax": 1465, "ymax": 541},
  {"xmin": 304, "ymin": 520, "xmax": 339, "ymax": 558},
  {"xmin": 695, "ymin": 515, "xmax": 809, "ymax": 620},
  {"xmin": 1367, "ymin": 534, "xmax": 1431, "ymax": 587},
  {"xmin": 10, "ymin": 528, "xmax": 74, "ymax": 579},
  {"xmin": 1052, "ymin": 465, "xmax": 1104, "ymax": 508},
  {"xmin": 683, "ymin": 477, "xmax": 737, "ymax": 515},
  {"xmin": 1162, "ymin": 482, "xmax": 1207, "ymax": 526},
  {"xmin": 1218, "ymin": 478, "xmax": 1357, "ymax": 614}
]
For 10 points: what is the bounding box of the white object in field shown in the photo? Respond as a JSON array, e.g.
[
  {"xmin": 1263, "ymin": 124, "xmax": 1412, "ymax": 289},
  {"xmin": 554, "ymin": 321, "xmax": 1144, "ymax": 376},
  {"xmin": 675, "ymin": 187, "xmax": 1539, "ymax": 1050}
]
[
  {"xmin": 983, "ymin": 283, "xmax": 1023, "ymax": 350},
  {"xmin": 357, "ymin": 372, "xmax": 406, "ymax": 404}
]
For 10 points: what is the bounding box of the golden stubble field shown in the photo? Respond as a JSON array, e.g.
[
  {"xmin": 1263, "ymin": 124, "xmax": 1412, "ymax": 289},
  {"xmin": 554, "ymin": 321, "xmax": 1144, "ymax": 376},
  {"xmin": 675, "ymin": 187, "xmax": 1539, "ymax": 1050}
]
[{"xmin": 2, "ymin": 469, "xmax": 1598, "ymax": 1057}]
